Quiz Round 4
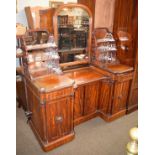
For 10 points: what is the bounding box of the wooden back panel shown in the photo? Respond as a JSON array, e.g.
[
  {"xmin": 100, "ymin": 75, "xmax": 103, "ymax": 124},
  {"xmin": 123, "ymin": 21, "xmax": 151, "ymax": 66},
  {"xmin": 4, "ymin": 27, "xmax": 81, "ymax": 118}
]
[
  {"xmin": 40, "ymin": 8, "xmax": 56, "ymax": 34},
  {"xmin": 113, "ymin": 0, "xmax": 138, "ymax": 66},
  {"xmin": 25, "ymin": 6, "xmax": 51, "ymax": 31}
]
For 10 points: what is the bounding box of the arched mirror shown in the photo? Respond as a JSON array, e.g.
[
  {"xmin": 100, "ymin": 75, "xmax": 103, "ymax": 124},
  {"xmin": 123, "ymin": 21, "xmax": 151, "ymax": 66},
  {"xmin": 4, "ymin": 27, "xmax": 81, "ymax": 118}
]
[{"xmin": 53, "ymin": 4, "xmax": 92, "ymax": 68}]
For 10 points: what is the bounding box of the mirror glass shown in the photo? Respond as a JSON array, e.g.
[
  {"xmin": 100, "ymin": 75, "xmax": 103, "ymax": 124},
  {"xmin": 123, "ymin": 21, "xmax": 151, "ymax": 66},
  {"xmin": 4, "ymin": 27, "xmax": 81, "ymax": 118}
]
[{"xmin": 57, "ymin": 7, "xmax": 90, "ymax": 63}]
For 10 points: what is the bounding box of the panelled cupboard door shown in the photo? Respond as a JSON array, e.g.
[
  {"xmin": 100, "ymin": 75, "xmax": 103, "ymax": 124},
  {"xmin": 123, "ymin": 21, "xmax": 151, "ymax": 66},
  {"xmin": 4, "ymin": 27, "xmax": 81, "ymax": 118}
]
[
  {"xmin": 46, "ymin": 97, "xmax": 74, "ymax": 142},
  {"xmin": 74, "ymin": 86, "xmax": 84, "ymax": 120},
  {"xmin": 99, "ymin": 80, "xmax": 114, "ymax": 114},
  {"xmin": 84, "ymin": 81, "xmax": 100, "ymax": 115},
  {"xmin": 112, "ymin": 81, "xmax": 130, "ymax": 114}
]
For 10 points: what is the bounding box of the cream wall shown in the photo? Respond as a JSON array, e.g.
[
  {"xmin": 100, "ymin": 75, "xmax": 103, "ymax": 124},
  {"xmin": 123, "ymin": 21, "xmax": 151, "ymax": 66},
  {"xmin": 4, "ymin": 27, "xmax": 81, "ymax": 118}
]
[
  {"xmin": 94, "ymin": 0, "xmax": 115, "ymax": 32},
  {"xmin": 17, "ymin": 0, "xmax": 116, "ymax": 31},
  {"xmin": 16, "ymin": 0, "xmax": 77, "ymax": 27}
]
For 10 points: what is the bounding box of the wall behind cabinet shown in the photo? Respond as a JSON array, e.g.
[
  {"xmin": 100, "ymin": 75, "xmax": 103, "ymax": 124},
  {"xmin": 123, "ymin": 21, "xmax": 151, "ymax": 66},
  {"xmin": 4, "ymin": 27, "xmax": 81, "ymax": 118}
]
[
  {"xmin": 16, "ymin": 0, "xmax": 116, "ymax": 30},
  {"xmin": 16, "ymin": 0, "xmax": 77, "ymax": 27},
  {"xmin": 94, "ymin": 0, "xmax": 115, "ymax": 31}
]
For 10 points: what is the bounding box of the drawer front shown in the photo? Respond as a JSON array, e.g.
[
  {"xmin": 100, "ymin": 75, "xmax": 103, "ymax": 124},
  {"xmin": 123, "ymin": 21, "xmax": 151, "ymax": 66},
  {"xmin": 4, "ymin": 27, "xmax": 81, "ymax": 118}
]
[
  {"xmin": 115, "ymin": 72, "xmax": 133, "ymax": 82},
  {"xmin": 45, "ymin": 87, "xmax": 73, "ymax": 101}
]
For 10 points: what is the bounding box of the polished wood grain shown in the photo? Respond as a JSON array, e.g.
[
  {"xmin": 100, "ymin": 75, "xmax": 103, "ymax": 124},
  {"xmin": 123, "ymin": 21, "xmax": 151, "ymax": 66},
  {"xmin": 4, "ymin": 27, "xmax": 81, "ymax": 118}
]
[
  {"xmin": 126, "ymin": 0, "xmax": 138, "ymax": 113},
  {"xmin": 32, "ymin": 74, "xmax": 74, "ymax": 93},
  {"xmin": 16, "ymin": 75, "xmax": 27, "ymax": 110},
  {"xmin": 64, "ymin": 67, "xmax": 107, "ymax": 85},
  {"xmin": 25, "ymin": 75, "xmax": 75, "ymax": 151},
  {"xmin": 127, "ymin": 51, "xmax": 138, "ymax": 113},
  {"xmin": 74, "ymin": 112, "xmax": 98, "ymax": 126},
  {"xmin": 74, "ymin": 86, "xmax": 84, "ymax": 120},
  {"xmin": 105, "ymin": 64, "xmax": 133, "ymax": 74},
  {"xmin": 46, "ymin": 96, "xmax": 74, "ymax": 142},
  {"xmin": 60, "ymin": 60, "xmax": 89, "ymax": 69},
  {"xmin": 95, "ymin": 65, "xmax": 133, "ymax": 121},
  {"xmin": 115, "ymin": 72, "xmax": 133, "ymax": 82},
  {"xmin": 22, "ymin": 63, "xmax": 135, "ymax": 151},
  {"xmin": 65, "ymin": 67, "xmax": 106, "ymax": 123},
  {"xmin": 29, "ymin": 117, "xmax": 75, "ymax": 152},
  {"xmin": 25, "ymin": 7, "xmax": 35, "ymax": 29},
  {"xmin": 19, "ymin": 1, "xmax": 138, "ymax": 151},
  {"xmin": 26, "ymin": 81, "xmax": 47, "ymax": 142},
  {"xmin": 113, "ymin": 0, "xmax": 138, "ymax": 66},
  {"xmin": 45, "ymin": 87, "xmax": 73, "ymax": 101},
  {"xmin": 99, "ymin": 79, "xmax": 114, "ymax": 115},
  {"xmin": 112, "ymin": 80, "xmax": 130, "ymax": 114},
  {"xmin": 113, "ymin": 0, "xmax": 137, "ymax": 33},
  {"xmin": 84, "ymin": 81, "xmax": 100, "ymax": 115},
  {"xmin": 25, "ymin": 6, "xmax": 50, "ymax": 29},
  {"xmin": 40, "ymin": 8, "xmax": 55, "ymax": 33},
  {"xmin": 99, "ymin": 109, "xmax": 126, "ymax": 122}
]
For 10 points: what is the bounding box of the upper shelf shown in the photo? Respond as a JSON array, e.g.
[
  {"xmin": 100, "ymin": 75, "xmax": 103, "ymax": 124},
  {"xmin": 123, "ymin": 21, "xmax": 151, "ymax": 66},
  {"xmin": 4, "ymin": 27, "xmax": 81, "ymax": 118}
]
[{"xmin": 25, "ymin": 43, "xmax": 57, "ymax": 51}]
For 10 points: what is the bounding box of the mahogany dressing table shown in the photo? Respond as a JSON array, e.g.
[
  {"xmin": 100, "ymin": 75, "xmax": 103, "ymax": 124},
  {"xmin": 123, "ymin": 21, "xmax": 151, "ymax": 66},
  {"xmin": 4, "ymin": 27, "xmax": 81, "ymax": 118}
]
[{"xmin": 18, "ymin": 4, "xmax": 134, "ymax": 152}]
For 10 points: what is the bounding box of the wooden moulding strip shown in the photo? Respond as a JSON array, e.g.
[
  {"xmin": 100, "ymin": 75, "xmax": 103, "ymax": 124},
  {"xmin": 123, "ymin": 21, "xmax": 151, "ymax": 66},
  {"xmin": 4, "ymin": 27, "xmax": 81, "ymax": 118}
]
[
  {"xmin": 74, "ymin": 112, "xmax": 98, "ymax": 126},
  {"xmin": 60, "ymin": 60, "xmax": 89, "ymax": 68},
  {"xmin": 126, "ymin": 104, "xmax": 138, "ymax": 114},
  {"xmin": 29, "ymin": 120, "xmax": 75, "ymax": 152},
  {"xmin": 99, "ymin": 110, "xmax": 126, "ymax": 122}
]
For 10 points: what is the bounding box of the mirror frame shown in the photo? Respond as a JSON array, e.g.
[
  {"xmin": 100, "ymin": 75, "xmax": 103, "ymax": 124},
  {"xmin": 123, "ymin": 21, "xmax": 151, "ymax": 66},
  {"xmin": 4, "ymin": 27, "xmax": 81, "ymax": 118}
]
[{"xmin": 53, "ymin": 3, "xmax": 93, "ymax": 68}]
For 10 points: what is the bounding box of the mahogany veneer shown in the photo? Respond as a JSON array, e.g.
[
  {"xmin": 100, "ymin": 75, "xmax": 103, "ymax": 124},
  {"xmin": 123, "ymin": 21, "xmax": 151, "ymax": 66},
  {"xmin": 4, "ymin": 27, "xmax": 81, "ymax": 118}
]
[
  {"xmin": 22, "ymin": 65, "xmax": 134, "ymax": 151},
  {"xmin": 17, "ymin": 1, "xmax": 138, "ymax": 152}
]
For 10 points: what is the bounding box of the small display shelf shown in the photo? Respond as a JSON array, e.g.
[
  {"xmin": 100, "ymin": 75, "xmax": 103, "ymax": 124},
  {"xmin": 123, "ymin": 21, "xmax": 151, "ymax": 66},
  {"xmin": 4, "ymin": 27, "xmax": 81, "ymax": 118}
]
[
  {"xmin": 21, "ymin": 29, "xmax": 62, "ymax": 79},
  {"xmin": 92, "ymin": 28, "xmax": 119, "ymax": 68}
]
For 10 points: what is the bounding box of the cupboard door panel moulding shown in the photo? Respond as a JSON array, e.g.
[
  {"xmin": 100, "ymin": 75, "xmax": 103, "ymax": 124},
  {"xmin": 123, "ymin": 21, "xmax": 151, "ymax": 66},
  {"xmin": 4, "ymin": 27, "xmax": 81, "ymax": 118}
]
[
  {"xmin": 112, "ymin": 81, "xmax": 130, "ymax": 114},
  {"xmin": 74, "ymin": 86, "xmax": 84, "ymax": 120},
  {"xmin": 84, "ymin": 81, "xmax": 100, "ymax": 115},
  {"xmin": 46, "ymin": 97, "xmax": 74, "ymax": 142},
  {"xmin": 99, "ymin": 80, "xmax": 114, "ymax": 115}
]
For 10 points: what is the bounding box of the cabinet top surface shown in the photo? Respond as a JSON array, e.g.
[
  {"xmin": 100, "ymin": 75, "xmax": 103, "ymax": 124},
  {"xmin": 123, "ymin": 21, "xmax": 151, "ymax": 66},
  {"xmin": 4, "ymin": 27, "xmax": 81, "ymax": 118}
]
[
  {"xmin": 64, "ymin": 67, "xmax": 107, "ymax": 85},
  {"xmin": 105, "ymin": 64, "xmax": 133, "ymax": 74},
  {"xmin": 29, "ymin": 65, "xmax": 133, "ymax": 93},
  {"xmin": 32, "ymin": 74, "xmax": 74, "ymax": 92},
  {"xmin": 32, "ymin": 67, "xmax": 107, "ymax": 92}
]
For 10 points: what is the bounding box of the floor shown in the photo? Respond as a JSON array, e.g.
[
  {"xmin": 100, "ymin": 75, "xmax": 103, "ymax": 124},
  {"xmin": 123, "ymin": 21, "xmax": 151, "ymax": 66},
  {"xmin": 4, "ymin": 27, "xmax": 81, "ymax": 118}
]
[{"xmin": 16, "ymin": 107, "xmax": 138, "ymax": 155}]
